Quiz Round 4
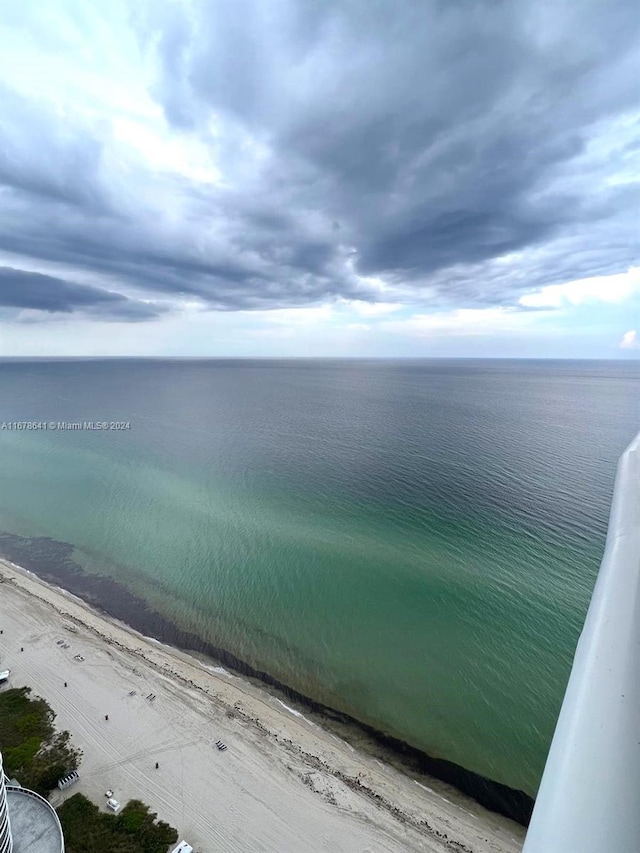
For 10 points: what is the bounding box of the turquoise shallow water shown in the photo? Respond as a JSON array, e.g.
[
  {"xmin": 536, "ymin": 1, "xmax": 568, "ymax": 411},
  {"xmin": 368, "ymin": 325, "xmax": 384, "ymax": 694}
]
[{"xmin": 0, "ymin": 358, "xmax": 637, "ymax": 797}]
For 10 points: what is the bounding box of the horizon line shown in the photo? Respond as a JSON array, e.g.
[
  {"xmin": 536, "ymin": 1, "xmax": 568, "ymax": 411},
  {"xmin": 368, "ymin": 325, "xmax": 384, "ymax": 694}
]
[{"xmin": 0, "ymin": 355, "xmax": 638, "ymax": 363}]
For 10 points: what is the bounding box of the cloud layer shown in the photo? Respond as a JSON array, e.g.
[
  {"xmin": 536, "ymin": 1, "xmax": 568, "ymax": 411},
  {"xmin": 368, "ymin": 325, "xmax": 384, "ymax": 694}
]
[
  {"xmin": 0, "ymin": 267, "xmax": 167, "ymax": 321},
  {"xmin": 620, "ymin": 330, "xmax": 640, "ymax": 350},
  {"xmin": 0, "ymin": 0, "xmax": 638, "ymax": 353}
]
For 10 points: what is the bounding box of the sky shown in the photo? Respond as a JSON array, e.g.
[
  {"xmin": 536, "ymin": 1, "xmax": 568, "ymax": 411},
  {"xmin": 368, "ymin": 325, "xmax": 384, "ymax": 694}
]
[{"xmin": 0, "ymin": 0, "xmax": 638, "ymax": 358}]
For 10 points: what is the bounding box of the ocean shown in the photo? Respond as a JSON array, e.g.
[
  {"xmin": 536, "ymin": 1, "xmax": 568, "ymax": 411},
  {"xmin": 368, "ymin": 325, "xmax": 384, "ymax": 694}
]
[{"xmin": 0, "ymin": 358, "xmax": 637, "ymax": 804}]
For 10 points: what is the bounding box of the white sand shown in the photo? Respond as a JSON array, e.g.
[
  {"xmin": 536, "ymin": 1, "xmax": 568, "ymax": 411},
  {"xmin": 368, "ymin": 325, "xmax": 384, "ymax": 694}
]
[{"xmin": 0, "ymin": 559, "xmax": 525, "ymax": 853}]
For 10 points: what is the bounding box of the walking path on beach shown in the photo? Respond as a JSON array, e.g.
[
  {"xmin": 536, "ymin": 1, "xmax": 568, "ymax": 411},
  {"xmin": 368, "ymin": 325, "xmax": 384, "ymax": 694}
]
[{"xmin": 0, "ymin": 559, "xmax": 524, "ymax": 852}]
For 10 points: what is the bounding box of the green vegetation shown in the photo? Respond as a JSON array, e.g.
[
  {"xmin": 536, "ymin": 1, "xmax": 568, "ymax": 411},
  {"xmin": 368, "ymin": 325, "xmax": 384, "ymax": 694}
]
[
  {"xmin": 0, "ymin": 686, "xmax": 81, "ymax": 795},
  {"xmin": 2, "ymin": 687, "xmax": 178, "ymax": 849},
  {"xmin": 58, "ymin": 793, "xmax": 178, "ymax": 853}
]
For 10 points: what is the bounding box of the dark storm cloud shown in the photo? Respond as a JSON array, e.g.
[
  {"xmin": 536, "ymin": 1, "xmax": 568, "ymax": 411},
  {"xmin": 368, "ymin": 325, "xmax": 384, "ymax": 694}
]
[
  {"xmin": 152, "ymin": 0, "xmax": 639, "ymax": 282},
  {"xmin": 0, "ymin": 267, "xmax": 167, "ymax": 321},
  {"xmin": 0, "ymin": 208, "xmax": 358, "ymax": 311},
  {"xmin": 0, "ymin": 0, "xmax": 638, "ymax": 320}
]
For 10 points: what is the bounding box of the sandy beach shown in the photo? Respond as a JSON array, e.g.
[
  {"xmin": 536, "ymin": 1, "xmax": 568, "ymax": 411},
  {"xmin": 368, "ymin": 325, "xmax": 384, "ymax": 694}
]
[{"xmin": 0, "ymin": 558, "xmax": 525, "ymax": 852}]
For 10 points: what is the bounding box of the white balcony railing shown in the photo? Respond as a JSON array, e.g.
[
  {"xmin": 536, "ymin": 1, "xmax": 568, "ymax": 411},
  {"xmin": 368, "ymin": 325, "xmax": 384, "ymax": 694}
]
[
  {"xmin": 5, "ymin": 786, "xmax": 65, "ymax": 853},
  {"xmin": 523, "ymin": 431, "xmax": 640, "ymax": 853}
]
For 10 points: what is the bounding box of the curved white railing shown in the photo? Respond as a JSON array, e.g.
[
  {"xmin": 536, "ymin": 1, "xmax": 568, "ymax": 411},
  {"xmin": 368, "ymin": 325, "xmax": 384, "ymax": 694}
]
[
  {"xmin": 523, "ymin": 431, "xmax": 640, "ymax": 853},
  {"xmin": 5, "ymin": 786, "xmax": 65, "ymax": 853},
  {"xmin": 0, "ymin": 754, "xmax": 12, "ymax": 853}
]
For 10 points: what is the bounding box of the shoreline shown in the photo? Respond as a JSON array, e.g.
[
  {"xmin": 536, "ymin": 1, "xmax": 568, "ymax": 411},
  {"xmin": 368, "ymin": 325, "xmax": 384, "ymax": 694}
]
[
  {"xmin": 0, "ymin": 556, "xmax": 525, "ymax": 852},
  {"xmin": 0, "ymin": 530, "xmax": 534, "ymax": 826},
  {"xmin": 0, "ymin": 533, "xmax": 533, "ymax": 817}
]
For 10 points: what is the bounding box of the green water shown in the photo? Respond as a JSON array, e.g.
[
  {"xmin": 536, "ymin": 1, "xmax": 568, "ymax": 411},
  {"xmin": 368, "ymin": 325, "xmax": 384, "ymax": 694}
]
[{"xmin": 0, "ymin": 358, "xmax": 637, "ymax": 795}]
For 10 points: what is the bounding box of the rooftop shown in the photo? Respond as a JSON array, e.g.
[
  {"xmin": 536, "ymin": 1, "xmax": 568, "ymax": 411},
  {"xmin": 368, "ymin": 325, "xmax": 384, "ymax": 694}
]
[{"xmin": 6, "ymin": 788, "xmax": 64, "ymax": 853}]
